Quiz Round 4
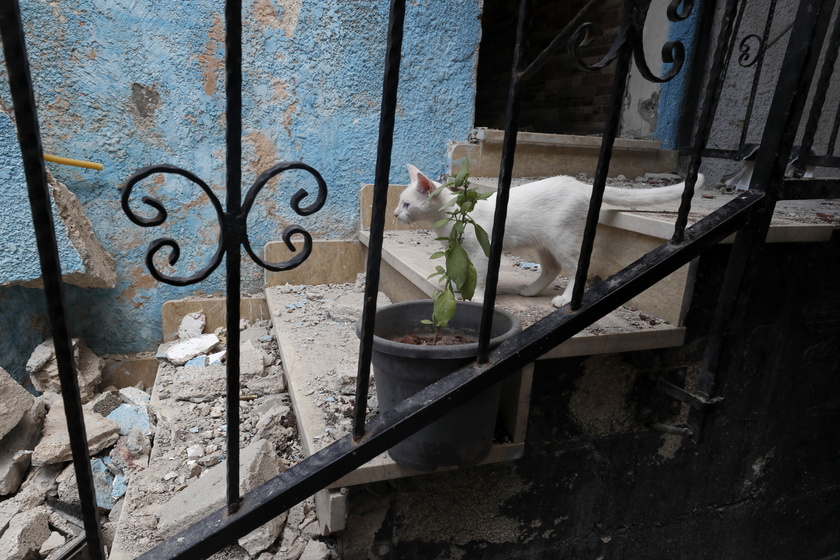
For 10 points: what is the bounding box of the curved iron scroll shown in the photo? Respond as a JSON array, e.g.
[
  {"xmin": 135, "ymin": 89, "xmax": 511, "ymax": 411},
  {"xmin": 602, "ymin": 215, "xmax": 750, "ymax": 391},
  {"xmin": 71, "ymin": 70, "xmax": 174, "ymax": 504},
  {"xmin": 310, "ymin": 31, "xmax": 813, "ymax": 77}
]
[
  {"xmin": 568, "ymin": 0, "xmax": 693, "ymax": 83},
  {"xmin": 121, "ymin": 161, "xmax": 327, "ymax": 285}
]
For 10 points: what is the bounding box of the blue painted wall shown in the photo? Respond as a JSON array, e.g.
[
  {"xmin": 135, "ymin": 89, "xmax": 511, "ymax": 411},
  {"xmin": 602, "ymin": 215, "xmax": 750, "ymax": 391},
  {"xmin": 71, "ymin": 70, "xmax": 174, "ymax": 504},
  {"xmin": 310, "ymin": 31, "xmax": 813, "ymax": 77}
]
[
  {"xmin": 654, "ymin": 4, "xmax": 701, "ymax": 150},
  {"xmin": 0, "ymin": 0, "xmax": 482, "ymax": 381}
]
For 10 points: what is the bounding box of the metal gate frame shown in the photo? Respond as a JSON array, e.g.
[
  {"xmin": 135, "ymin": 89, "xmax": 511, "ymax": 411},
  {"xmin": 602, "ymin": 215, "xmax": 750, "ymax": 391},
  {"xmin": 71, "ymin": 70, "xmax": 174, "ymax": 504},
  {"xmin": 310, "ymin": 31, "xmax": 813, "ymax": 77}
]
[{"xmin": 2, "ymin": 0, "xmax": 838, "ymax": 558}]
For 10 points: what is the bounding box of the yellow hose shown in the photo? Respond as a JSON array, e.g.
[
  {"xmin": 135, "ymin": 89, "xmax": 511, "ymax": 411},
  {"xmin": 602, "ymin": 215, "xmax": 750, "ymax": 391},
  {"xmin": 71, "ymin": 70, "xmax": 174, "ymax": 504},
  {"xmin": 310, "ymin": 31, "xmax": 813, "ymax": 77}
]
[{"xmin": 43, "ymin": 153, "xmax": 103, "ymax": 171}]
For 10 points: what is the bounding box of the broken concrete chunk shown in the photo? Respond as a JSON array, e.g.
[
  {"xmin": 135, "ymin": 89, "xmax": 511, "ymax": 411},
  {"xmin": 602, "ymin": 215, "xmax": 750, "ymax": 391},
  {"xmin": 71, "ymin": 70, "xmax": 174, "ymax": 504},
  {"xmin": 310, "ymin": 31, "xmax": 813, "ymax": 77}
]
[
  {"xmin": 156, "ymin": 439, "xmax": 281, "ymax": 538},
  {"xmin": 27, "ymin": 338, "xmax": 102, "ymax": 404},
  {"xmin": 107, "ymin": 404, "xmax": 153, "ymax": 437},
  {"xmin": 177, "ymin": 311, "xmax": 206, "ymax": 340},
  {"xmin": 109, "ymin": 429, "xmax": 151, "ymax": 473},
  {"xmin": 0, "ymin": 366, "xmax": 36, "ymax": 440},
  {"xmin": 0, "ymin": 451, "xmax": 32, "ymax": 498},
  {"xmin": 241, "ymin": 339, "xmax": 267, "ymax": 377},
  {"xmin": 165, "ymin": 334, "xmax": 220, "ymax": 366},
  {"xmin": 208, "ymin": 350, "xmax": 226, "ymax": 365},
  {"xmin": 300, "ymin": 539, "xmax": 333, "ymax": 560},
  {"xmin": 25, "ymin": 340, "xmax": 54, "ymax": 374},
  {"xmin": 39, "ymin": 531, "xmax": 65, "ymax": 557},
  {"xmin": 170, "ymin": 363, "xmax": 226, "ymax": 402},
  {"xmin": 239, "ymin": 509, "xmax": 287, "ymax": 557},
  {"xmin": 90, "ymin": 389, "xmax": 123, "ymax": 417},
  {"xmin": 184, "ymin": 355, "xmax": 208, "ymax": 368},
  {"xmin": 31, "ymin": 402, "xmax": 120, "ymax": 466},
  {"xmin": 92, "ymin": 458, "xmax": 116, "ymax": 510},
  {"xmin": 0, "ymin": 505, "xmax": 51, "ymax": 560},
  {"xmin": 119, "ymin": 386, "xmax": 151, "ymax": 406}
]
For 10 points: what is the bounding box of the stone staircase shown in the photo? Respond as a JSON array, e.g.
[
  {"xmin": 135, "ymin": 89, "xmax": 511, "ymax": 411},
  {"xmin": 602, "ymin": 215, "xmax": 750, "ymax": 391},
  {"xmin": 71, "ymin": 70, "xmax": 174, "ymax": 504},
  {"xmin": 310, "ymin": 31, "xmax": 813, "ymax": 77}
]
[{"xmin": 113, "ymin": 132, "xmax": 839, "ymax": 546}]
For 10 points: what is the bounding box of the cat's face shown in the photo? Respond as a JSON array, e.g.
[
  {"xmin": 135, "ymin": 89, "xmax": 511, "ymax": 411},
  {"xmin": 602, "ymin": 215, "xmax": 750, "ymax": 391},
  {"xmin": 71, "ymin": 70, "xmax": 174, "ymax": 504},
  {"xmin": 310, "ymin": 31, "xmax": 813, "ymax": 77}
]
[{"xmin": 393, "ymin": 164, "xmax": 444, "ymax": 226}]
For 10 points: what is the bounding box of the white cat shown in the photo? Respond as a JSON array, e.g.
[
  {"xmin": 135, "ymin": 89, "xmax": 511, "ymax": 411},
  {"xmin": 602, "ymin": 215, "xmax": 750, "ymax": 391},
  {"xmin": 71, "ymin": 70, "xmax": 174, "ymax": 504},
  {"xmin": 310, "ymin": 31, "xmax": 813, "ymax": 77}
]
[{"xmin": 394, "ymin": 164, "xmax": 704, "ymax": 308}]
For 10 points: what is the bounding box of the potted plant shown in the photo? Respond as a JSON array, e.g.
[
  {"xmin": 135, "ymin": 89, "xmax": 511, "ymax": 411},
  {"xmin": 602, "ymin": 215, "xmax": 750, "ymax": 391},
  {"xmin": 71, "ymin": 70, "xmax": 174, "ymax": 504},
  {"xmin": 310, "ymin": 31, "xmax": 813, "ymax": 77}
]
[{"xmin": 359, "ymin": 162, "xmax": 521, "ymax": 471}]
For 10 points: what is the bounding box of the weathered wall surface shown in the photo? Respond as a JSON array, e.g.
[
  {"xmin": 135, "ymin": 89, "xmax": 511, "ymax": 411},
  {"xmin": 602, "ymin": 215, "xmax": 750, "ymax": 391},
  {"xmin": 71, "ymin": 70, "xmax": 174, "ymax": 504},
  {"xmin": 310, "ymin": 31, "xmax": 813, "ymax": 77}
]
[
  {"xmin": 0, "ymin": 0, "xmax": 482, "ymax": 381},
  {"xmin": 339, "ymin": 236, "xmax": 840, "ymax": 559}
]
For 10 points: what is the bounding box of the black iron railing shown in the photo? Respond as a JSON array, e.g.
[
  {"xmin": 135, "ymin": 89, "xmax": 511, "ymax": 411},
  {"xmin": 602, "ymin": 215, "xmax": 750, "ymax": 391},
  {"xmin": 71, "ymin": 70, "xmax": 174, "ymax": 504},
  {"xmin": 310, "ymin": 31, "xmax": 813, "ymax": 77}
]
[{"xmin": 2, "ymin": 0, "xmax": 839, "ymax": 559}]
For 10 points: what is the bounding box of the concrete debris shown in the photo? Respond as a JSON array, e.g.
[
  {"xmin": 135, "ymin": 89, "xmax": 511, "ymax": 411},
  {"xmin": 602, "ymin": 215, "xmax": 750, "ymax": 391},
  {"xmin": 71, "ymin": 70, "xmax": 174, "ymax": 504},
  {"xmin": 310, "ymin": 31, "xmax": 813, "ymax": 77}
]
[
  {"xmin": 0, "ymin": 366, "xmax": 36, "ymax": 440},
  {"xmin": 169, "ymin": 363, "xmax": 226, "ymax": 401},
  {"xmin": 0, "ymin": 399, "xmax": 46, "ymax": 495},
  {"xmin": 300, "ymin": 539, "xmax": 334, "ymax": 560},
  {"xmin": 90, "ymin": 389, "xmax": 123, "ymax": 417},
  {"xmin": 2, "ymin": 313, "xmax": 330, "ymax": 560},
  {"xmin": 165, "ymin": 334, "xmax": 220, "ymax": 366},
  {"xmin": 156, "ymin": 439, "xmax": 282, "ymax": 538},
  {"xmin": 31, "ymin": 401, "xmax": 119, "ymax": 466},
  {"xmin": 0, "ymin": 506, "xmax": 51, "ymax": 560},
  {"xmin": 119, "ymin": 386, "xmax": 151, "ymax": 405},
  {"xmin": 26, "ymin": 338, "xmax": 103, "ymax": 404},
  {"xmin": 107, "ymin": 404, "xmax": 154, "ymax": 437},
  {"xmin": 39, "ymin": 531, "xmax": 65, "ymax": 557},
  {"xmin": 240, "ymin": 339, "xmax": 268, "ymax": 377},
  {"xmin": 177, "ymin": 311, "xmax": 206, "ymax": 340}
]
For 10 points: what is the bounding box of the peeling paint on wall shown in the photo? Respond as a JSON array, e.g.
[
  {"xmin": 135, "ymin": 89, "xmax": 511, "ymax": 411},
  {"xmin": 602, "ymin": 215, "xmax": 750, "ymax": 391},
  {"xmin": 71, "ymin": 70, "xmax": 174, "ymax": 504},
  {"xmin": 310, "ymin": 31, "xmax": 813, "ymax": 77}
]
[{"xmin": 0, "ymin": 0, "xmax": 482, "ymax": 378}]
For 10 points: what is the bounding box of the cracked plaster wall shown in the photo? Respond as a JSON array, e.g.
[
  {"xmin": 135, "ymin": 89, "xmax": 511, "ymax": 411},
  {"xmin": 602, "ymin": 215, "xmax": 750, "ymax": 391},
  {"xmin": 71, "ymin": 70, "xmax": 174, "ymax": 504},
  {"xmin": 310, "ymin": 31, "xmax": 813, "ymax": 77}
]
[{"xmin": 0, "ymin": 0, "xmax": 482, "ymax": 382}]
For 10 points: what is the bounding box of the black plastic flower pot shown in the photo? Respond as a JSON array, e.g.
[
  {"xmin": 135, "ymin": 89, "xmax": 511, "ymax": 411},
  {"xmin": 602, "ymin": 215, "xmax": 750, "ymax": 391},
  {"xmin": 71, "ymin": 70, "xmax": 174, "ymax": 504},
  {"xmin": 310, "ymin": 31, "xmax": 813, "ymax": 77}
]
[{"xmin": 358, "ymin": 300, "xmax": 521, "ymax": 471}]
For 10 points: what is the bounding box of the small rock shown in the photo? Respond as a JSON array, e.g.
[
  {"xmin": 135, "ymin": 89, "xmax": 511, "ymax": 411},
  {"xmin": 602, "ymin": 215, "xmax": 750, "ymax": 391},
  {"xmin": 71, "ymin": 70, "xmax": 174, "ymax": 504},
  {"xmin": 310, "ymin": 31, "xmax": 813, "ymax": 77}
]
[
  {"xmin": 207, "ymin": 350, "xmax": 226, "ymax": 364},
  {"xmin": 178, "ymin": 311, "xmax": 207, "ymax": 340},
  {"xmin": 39, "ymin": 531, "xmax": 65, "ymax": 556},
  {"xmin": 91, "ymin": 458, "xmax": 117, "ymax": 510},
  {"xmin": 186, "ymin": 444, "xmax": 205, "ymax": 459},
  {"xmin": 300, "ymin": 539, "xmax": 333, "ymax": 560},
  {"xmin": 25, "ymin": 340, "xmax": 54, "ymax": 374}
]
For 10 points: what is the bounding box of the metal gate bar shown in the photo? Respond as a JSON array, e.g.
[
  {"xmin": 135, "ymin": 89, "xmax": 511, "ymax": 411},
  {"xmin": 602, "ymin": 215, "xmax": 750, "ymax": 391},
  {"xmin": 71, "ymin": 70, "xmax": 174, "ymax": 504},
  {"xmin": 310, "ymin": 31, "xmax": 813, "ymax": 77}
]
[
  {"xmin": 139, "ymin": 187, "xmax": 764, "ymax": 560},
  {"xmin": 0, "ymin": 2, "xmax": 106, "ymax": 559}
]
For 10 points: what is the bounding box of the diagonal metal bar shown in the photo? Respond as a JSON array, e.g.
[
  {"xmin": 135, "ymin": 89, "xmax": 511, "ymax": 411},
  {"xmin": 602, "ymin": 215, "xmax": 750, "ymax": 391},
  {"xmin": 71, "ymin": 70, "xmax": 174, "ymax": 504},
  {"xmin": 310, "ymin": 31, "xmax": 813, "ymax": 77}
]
[
  {"xmin": 688, "ymin": 0, "xmax": 838, "ymax": 441},
  {"xmin": 0, "ymin": 2, "xmax": 106, "ymax": 558},
  {"xmin": 138, "ymin": 189, "xmax": 764, "ymax": 560}
]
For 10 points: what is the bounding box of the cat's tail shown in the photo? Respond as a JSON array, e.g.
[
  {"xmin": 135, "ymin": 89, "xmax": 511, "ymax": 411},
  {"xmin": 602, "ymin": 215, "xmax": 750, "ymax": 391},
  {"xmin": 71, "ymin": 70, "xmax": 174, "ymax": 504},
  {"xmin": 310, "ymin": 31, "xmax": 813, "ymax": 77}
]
[{"xmin": 600, "ymin": 174, "xmax": 705, "ymax": 209}]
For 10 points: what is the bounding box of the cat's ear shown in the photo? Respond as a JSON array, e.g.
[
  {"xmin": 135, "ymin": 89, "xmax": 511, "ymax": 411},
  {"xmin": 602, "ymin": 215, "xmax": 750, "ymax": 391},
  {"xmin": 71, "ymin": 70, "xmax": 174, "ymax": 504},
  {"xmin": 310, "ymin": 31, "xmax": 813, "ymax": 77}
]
[{"xmin": 407, "ymin": 164, "xmax": 435, "ymax": 197}]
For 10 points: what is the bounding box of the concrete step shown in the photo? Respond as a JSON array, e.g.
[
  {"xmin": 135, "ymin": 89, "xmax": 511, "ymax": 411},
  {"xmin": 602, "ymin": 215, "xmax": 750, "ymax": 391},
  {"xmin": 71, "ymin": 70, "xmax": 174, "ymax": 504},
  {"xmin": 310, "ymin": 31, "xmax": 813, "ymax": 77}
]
[{"xmin": 262, "ymin": 283, "xmax": 532, "ymax": 535}]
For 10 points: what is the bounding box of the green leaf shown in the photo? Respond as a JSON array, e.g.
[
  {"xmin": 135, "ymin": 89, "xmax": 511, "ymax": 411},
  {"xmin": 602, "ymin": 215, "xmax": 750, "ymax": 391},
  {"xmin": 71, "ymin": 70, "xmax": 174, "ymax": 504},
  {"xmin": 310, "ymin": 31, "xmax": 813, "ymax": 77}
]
[
  {"xmin": 430, "ymin": 184, "xmax": 448, "ymax": 198},
  {"xmin": 454, "ymin": 160, "xmax": 470, "ymax": 186},
  {"xmin": 473, "ymin": 223, "xmax": 491, "ymax": 257},
  {"xmin": 446, "ymin": 244, "xmax": 470, "ymax": 288},
  {"xmin": 460, "ymin": 261, "xmax": 477, "ymax": 301},
  {"xmin": 427, "ymin": 271, "xmax": 442, "ymax": 280},
  {"xmin": 436, "ymin": 265, "xmax": 446, "ymax": 275},
  {"xmin": 431, "ymin": 218, "xmax": 450, "ymax": 229},
  {"xmin": 433, "ymin": 287, "xmax": 457, "ymax": 329},
  {"xmin": 441, "ymin": 197, "xmax": 459, "ymax": 210},
  {"xmin": 452, "ymin": 221, "xmax": 464, "ymax": 236},
  {"xmin": 420, "ymin": 319, "xmax": 434, "ymax": 325},
  {"xmin": 429, "ymin": 251, "xmax": 445, "ymax": 260},
  {"xmin": 477, "ymin": 191, "xmax": 494, "ymax": 200}
]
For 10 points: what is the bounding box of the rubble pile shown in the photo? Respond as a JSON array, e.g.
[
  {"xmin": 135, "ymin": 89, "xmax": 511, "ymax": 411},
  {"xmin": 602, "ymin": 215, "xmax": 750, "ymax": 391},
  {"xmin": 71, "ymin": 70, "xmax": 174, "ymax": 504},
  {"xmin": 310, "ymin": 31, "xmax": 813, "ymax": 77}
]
[{"xmin": 0, "ymin": 309, "xmax": 335, "ymax": 560}]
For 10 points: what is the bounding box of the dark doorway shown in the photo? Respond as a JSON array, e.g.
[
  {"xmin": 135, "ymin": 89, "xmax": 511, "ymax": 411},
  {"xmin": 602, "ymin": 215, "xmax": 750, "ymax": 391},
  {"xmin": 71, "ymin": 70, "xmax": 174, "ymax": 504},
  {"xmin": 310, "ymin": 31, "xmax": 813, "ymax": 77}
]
[{"xmin": 475, "ymin": 0, "xmax": 622, "ymax": 135}]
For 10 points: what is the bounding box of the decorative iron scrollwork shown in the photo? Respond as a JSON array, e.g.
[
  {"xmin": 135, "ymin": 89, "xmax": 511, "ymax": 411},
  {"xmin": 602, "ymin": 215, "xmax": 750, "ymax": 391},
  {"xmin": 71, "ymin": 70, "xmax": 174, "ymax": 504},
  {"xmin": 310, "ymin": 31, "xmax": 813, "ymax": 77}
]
[
  {"xmin": 121, "ymin": 161, "xmax": 327, "ymax": 286},
  {"xmin": 738, "ymin": 34, "xmax": 763, "ymax": 67},
  {"xmin": 568, "ymin": 0, "xmax": 693, "ymax": 83}
]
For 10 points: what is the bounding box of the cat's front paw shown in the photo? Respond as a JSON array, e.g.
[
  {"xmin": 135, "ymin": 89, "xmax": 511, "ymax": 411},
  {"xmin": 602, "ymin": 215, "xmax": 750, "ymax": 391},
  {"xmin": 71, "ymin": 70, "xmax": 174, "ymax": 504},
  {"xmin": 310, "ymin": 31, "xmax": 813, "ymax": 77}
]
[{"xmin": 551, "ymin": 294, "xmax": 571, "ymax": 308}]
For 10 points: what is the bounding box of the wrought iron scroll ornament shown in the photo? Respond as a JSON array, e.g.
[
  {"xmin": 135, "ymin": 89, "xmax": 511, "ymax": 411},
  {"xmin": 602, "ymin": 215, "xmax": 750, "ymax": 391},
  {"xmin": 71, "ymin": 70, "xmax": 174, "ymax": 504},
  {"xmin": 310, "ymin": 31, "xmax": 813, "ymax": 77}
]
[
  {"xmin": 120, "ymin": 162, "xmax": 327, "ymax": 285},
  {"xmin": 568, "ymin": 0, "xmax": 693, "ymax": 83}
]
